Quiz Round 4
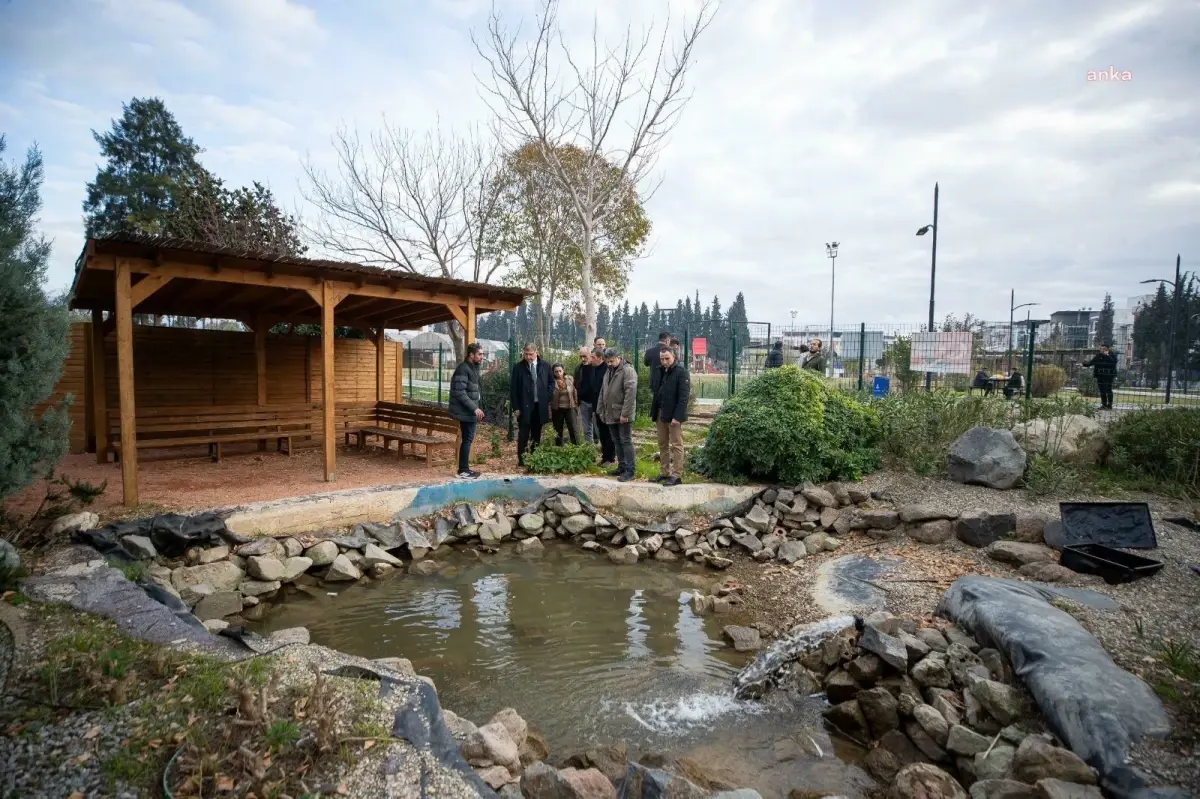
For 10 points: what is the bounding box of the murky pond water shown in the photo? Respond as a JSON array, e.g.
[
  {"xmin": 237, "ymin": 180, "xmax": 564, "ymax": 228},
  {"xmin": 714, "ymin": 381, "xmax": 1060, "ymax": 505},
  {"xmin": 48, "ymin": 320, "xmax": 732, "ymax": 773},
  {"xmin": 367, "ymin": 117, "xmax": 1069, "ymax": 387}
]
[{"xmin": 250, "ymin": 543, "xmax": 873, "ymax": 797}]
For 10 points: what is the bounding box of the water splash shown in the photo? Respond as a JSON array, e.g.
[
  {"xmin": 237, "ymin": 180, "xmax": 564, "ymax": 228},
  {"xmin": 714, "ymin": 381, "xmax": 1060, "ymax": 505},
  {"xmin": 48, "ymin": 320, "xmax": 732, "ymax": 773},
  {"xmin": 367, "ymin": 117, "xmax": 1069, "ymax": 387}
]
[
  {"xmin": 732, "ymin": 615, "xmax": 858, "ymax": 699},
  {"xmin": 622, "ymin": 691, "xmax": 766, "ymax": 735}
]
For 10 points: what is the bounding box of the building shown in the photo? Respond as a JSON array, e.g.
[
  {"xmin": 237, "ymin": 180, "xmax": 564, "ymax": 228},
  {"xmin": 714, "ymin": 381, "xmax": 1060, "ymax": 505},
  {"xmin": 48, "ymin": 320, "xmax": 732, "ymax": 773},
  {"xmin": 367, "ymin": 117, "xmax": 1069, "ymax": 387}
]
[{"xmin": 1048, "ymin": 310, "xmax": 1097, "ymax": 349}]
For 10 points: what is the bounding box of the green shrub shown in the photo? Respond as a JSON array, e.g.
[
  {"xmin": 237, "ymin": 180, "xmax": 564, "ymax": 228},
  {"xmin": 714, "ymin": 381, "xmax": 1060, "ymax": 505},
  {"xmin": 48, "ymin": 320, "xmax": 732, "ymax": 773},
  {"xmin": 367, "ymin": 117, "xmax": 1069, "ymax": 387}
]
[
  {"xmin": 524, "ymin": 443, "xmax": 598, "ymax": 474},
  {"xmin": 1077, "ymin": 370, "xmax": 1099, "ymax": 398},
  {"xmin": 875, "ymin": 391, "xmax": 1012, "ymax": 475},
  {"xmin": 1108, "ymin": 408, "xmax": 1200, "ymax": 494},
  {"xmin": 480, "ymin": 363, "xmax": 510, "ymax": 425},
  {"xmin": 1024, "ymin": 453, "xmax": 1083, "ymax": 498},
  {"xmin": 1030, "ymin": 365, "xmax": 1067, "ymax": 398},
  {"xmin": 696, "ymin": 366, "xmax": 880, "ymax": 485}
]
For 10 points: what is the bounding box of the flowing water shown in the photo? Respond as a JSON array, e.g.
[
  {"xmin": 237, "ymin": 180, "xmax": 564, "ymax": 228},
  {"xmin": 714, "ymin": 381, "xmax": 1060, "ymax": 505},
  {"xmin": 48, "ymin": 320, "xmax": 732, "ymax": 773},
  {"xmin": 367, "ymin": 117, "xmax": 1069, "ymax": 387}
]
[{"xmin": 249, "ymin": 542, "xmax": 873, "ymax": 797}]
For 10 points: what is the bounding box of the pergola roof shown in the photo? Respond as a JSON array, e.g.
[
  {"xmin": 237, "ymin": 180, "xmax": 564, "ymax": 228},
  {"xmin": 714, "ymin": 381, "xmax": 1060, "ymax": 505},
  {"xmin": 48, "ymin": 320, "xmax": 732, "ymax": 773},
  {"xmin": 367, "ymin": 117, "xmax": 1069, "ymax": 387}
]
[{"xmin": 71, "ymin": 234, "xmax": 529, "ymax": 330}]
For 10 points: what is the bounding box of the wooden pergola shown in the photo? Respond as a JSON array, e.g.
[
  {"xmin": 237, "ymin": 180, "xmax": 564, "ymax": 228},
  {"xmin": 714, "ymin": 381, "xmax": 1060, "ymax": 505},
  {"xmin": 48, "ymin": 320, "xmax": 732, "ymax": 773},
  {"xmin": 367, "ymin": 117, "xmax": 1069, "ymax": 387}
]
[{"xmin": 70, "ymin": 235, "xmax": 527, "ymax": 506}]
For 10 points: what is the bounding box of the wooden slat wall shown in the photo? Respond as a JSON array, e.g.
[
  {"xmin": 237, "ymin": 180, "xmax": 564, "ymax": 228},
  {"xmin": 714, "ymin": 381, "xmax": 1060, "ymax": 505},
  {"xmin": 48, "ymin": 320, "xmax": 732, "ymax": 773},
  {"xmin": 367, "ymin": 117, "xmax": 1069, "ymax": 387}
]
[{"xmin": 44, "ymin": 324, "xmax": 405, "ymax": 452}]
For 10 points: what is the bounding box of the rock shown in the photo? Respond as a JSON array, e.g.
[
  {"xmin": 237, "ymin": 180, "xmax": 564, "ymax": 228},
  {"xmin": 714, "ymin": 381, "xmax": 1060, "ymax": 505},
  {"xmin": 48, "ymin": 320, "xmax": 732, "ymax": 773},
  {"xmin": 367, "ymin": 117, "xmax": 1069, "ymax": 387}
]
[
  {"xmin": 344, "ymin": 550, "xmax": 366, "ymax": 569},
  {"xmin": 847, "ymin": 653, "xmax": 884, "ymax": 683},
  {"xmin": 859, "ymin": 510, "xmax": 900, "ymax": 530},
  {"xmin": 49, "ymin": 511, "xmax": 100, "ymax": 536},
  {"xmin": 970, "ymin": 781, "xmax": 1036, "ymax": 799},
  {"xmin": 179, "ymin": 582, "xmax": 214, "ymax": 607},
  {"xmin": 654, "ymin": 549, "xmax": 678, "ymax": 562},
  {"xmin": 931, "ymin": 693, "xmax": 962, "ymax": 727},
  {"xmin": 955, "ymin": 510, "xmax": 1017, "ymax": 548},
  {"xmin": 488, "ymin": 708, "xmax": 528, "ymax": 749},
  {"xmin": 396, "ymin": 522, "xmax": 432, "ymax": 550},
  {"xmin": 1000, "ymin": 726, "xmax": 1027, "ymax": 746},
  {"xmin": 866, "ymin": 746, "xmax": 904, "ymax": 783},
  {"xmin": 977, "ymin": 649, "xmax": 1006, "ymax": 681},
  {"xmin": 277, "ymin": 537, "xmax": 303, "ymax": 558},
  {"xmin": 917, "ymin": 628, "xmax": 950, "ymax": 652},
  {"xmin": 706, "ymin": 555, "xmax": 734, "ymax": 570},
  {"xmin": 974, "ymin": 746, "xmax": 1016, "ymax": 782},
  {"xmin": 1012, "ymin": 415, "xmax": 1107, "ymax": 465},
  {"xmin": 802, "ymin": 533, "xmax": 828, "ymax": 552},
  {"xmin": 1011, "ymin": 736, "xmax": 1096, "ymax": 785},
  {"xmin": 777, "ymin": 540, "xmax": 808, "ymax": 564},
  {"xmin": 362, "ymin": 543, "xmax": 402, "ymax": 568},
  {"xmin": 944, "ymin": 626, "xmax": 979, "ymax": 652},
  {"xmin": 1016, "ymin": 562, "xmax": 1075, "ymax": 583},
  {"xmin": 948, "ymin": 725, "xmax": 993, "ymax": 757},
  {"xmin": 545, "ymin": 493, "xmax": 583, "ymax": 517},
  {"xmin": 477, "ymin": 765, "xmax": 516, "ymax": 790},
  {"xmin": 202, "ymin": 618, "xmax": 229, "ymax": 633},
  {"xmin": 964, "ymin": 689, "xmax": 1001, "ymax": 735},
  {"xmin": 197, "ymin": 546, "xmax": 230, "ymax": 564},
  {"xmin": 858, "ymin": 687, "xmax": 900, "ymax": 737},
  {"xmin": 971, "ymin": 680, "xmax": 1022, "ymax": 725},
  {"xmin": 369, "ymin": 563, "xmax": 396, "ymax": 579},
  {"xmin": 411, "ymin": 560, "xmax": 441, "ymax": 576},
  {"xmin": 193, "ymin": 591, "xmax": 242, "ymax": 620},
  {"xmin": 744, "ymin": 505, "xmax": 771, "ymax": 532},
  {"xmin": 268, "ymin": 626, "xmax": 310, "ymax": 646},
  {"xmin": 733, "ymin": 534, "xmax": 763, "ymax": 554},
  {"xmin": 946, "ymin": 643, "xmax": 988, "ymax": 685},
  {"xmin": 822, "ymin": 699, "xmax": 869, "ymax": 743},
  {"xmin": 563, "ymin": 514, "xmax": 594, "ymax": 535},
  {"xmin": 909, "ymin": 520, "xmax": 954, "ymax": 545},
  {"xmin": 889, "ymin": 764, "xmax": 967, "ymax": 799},
  {"xmin": 914, "ymin": 703, "xmax": 951, "ymax": 746},
  {"xmin": 558, "ymin": 767, "xmax": 617, "ymax": 798},
  {"xmin": 281, "ymin": 556, "xmax": 313, "ymax": 582},
  {"xmin": 907, "ymin": 719, "xmax": 948, "ymax": 761},
  {"xmin": 819, "ymin": 506, "xmax": 842, "ymax": 529},
  {"xmin": 304, "ymin": 540, "xmax": 339, "ymax": 566},
  {"xmin": 517, "ymin": 537, "xmax": 544, "ymax": 555},
  {"xmin": 237, "ymin": 537, "xmax": 285, "ymax": 558},
  {"xmin": 247, "ymin": 555, "xmax": 286, "ymax": 581},
  {"xmin": 619, "ymin": 762, "xmax": 707, "ymax": 799},
  {"xmin": 802, "ymin": 486, "xmax": 838, "ymax": 509},
  {"xmin": 898, "ymin": 632, "xmax": 932, "ymax": 664},
  {"xmin": 624, "ymin": 528, "xmax": 642, "ymax": 545},
  {"xmin": 723, "ymin": 625, "xmax": 761, "ymax": 652},
  {"xmin": 518, "ymin": 513, "xmax": 545, "ymax": 533},
  {"xmin": 480, "ymin": 516, "xmax": 513, "ymax": 545},
  {"xmin": 818, "ymin": 669, "xmax": 858, "ymax": 703},
  {"xmin": 1033, "ymin": 779, "xmax": 1102, "ymax": 799},
  {"xmin": 860, "ymin": 625, "xmax": 909, "ymax": 671},
  {"xmin": 240, "ymin": 579, "xmax": 281, "ymax": 597},
  {"xmin": 325, "ymin": 553, "xmax": 362, "ymax": 582},
  {"xmin": 878, "ymin": 729, "xmax": 925, "ymax": 766},
  {"xmin": 947, "ymin": 428, "xmax": 1027, "ymax": 490},
  {"xmin": 608, "ymin": 546, "xmax": 639, "ymax": 565},
  {"xmin": 433, "ymin": 517, "xmax": 456, "ymax": 546},
  {"xmin": 172, "ymin": 561, "xmax": 245, "ymax": 593},
  {"xmin": 899, "ymin": 505, "xmax": 956, "ymax": 524},
  {"xmin": 120, "ymin": 534, "xmax": 158, "ymax": 559},
  {"xmin": 912, "ymin": 653, "xmax": 953, "ymax": 688},
  {"xmin": 985, "ymin": 541, "xmax": 1055, "ymax": 567},
  {"xmin": 1012, "ymin": 512, "xmax": 1049, "ymax": 544},
  {"xmin": 462, "ymin": 721, "xmax": 520, "ymax": 769}
]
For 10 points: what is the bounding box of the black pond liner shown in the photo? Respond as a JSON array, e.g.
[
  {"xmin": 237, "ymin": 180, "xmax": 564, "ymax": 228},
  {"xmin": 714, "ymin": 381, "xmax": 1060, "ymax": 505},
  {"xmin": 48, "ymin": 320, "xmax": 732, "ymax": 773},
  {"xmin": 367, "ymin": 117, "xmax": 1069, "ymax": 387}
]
[
  {"xmin": 1061, "ymin": 544, "xmax": 1164, "ymax": 584},
  {"xmin": 1059, "ymin": 501, "xmax": 1157, "ymax": 549}
]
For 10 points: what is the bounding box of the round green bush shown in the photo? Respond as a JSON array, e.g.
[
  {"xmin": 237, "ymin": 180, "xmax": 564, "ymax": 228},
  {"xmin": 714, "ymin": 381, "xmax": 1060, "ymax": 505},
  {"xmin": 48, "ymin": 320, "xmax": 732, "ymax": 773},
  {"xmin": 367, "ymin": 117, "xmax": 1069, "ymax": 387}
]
[{"xmin": 696, "ymin": 366, "xmax": 881, "ymax": 485}]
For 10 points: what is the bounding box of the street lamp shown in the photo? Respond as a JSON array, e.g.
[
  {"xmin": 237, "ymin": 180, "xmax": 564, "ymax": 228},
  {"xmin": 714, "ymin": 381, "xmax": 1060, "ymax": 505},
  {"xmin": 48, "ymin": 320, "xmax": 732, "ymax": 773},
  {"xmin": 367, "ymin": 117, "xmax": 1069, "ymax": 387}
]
[
  {"xmin": 1140, "ymin": 254, "xmax": 1183, "ymax": 403},
  {"xmin": 916, "ymin": 182, "xmax": 939, "ymax": 390},
  {"xmin": 1009, "ymin": 290, "xmax": 1040, "ymax": 374},
  {"xmin": 825, "ymin": 242, "xmax": 839, "ymax": 374}
]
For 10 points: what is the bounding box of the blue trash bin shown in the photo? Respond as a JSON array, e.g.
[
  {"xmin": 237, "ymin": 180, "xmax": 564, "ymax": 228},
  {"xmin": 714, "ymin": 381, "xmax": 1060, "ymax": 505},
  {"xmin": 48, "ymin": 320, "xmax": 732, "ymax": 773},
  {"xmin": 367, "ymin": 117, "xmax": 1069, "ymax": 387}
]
[{"xmin": 872, "ymin": 376, "xmax": 890, "ymax": 397}]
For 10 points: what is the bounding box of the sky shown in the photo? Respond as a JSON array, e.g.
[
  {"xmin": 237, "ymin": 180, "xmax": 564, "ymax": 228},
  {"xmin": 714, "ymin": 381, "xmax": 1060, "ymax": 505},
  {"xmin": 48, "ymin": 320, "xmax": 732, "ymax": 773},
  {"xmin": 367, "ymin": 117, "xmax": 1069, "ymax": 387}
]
[{"xmin": 2, "ymin": 0, "xmax": 1198, "ymax": 329}]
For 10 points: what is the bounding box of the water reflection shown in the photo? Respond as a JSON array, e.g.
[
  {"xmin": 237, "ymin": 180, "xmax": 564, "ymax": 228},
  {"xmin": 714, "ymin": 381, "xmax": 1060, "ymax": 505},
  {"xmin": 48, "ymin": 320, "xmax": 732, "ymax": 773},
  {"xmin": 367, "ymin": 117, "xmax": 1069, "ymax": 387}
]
[{"xmin": 626, "ymin": 589, "xmax": 649, "ymax": 660}]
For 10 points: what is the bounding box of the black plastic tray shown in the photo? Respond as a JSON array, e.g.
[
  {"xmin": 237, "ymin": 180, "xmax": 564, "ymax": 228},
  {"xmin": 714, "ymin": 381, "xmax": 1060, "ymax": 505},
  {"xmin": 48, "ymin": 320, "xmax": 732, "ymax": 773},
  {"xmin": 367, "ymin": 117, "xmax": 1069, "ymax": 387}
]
[
  {"xmin": 1060, "ymin": 544, "xmax": 1164, "ymax": 584},
  {"xmin": 1058, "ymin": 501, "xmax": 1157, "ymax": 549}
]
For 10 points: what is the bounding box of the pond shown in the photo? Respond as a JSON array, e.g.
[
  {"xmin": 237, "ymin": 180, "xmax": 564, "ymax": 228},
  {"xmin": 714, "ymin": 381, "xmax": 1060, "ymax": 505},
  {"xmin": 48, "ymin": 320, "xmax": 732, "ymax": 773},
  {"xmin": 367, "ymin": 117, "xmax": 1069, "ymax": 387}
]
[{"xmin": 249, "ymin": 542, "xmax": 873, "ymax": 797}]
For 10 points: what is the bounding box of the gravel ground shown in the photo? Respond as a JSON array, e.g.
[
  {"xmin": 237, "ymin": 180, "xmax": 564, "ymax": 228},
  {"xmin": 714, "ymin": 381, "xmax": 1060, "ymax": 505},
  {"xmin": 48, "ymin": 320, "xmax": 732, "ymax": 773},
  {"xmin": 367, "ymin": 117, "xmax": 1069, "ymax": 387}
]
[{"xmin": 729, "ymin": 471, "xmax": 1200, "ymax": 793}]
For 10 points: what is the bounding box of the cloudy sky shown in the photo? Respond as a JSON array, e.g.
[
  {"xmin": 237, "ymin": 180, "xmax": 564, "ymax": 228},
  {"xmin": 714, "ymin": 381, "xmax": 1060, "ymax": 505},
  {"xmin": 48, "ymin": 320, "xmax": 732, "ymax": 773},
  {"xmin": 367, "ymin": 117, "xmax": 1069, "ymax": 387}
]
[{"xmin": 2, "ymin": 0, "xmax": 1197, "ymax": 328}]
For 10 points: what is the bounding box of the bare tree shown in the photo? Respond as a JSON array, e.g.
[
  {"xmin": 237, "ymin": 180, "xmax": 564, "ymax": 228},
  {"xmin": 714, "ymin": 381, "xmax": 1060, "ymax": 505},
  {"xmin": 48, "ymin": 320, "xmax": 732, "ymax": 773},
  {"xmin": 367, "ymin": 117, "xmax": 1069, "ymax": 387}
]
[
  {"xmin": 475, "ymin": 0, "xmax": 717, "ymax": 342},
  {"xmin": 301, "ymin": 122, "xmax": 507, "ymax": 357}
]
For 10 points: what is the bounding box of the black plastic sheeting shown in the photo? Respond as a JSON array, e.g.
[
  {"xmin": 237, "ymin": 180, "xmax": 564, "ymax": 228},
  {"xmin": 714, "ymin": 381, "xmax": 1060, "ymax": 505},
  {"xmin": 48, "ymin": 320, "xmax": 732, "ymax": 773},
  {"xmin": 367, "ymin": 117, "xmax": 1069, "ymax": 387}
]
[
  {"xmin": 76, "ymin": 512, "xmax": 230, "ymax": 558},
  {"xmin": 137, "ymin": 579, "xmax": 207, "ymax": 632},
  {"xmin": 938, "ymin": 576, "xmax": 1173, "ymax": 798},
  {"xmin": 1059, "ymin": 502, "xmax": 1157, "ymax": 549},
  {"xmin": 388, "ymin": 679, "xmax": 498, "ymax": 798}
]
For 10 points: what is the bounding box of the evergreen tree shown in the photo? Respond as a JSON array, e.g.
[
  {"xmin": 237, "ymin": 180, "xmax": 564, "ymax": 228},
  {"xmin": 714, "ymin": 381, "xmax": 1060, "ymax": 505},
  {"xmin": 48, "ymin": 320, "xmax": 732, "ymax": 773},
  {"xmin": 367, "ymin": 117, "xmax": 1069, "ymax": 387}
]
[
  {"xmin": 728, "ymin": 292, "xmax": 751, "ymax": 350},
  {"xmin": 84, "ymin": 97, "xmax": 203, "ymax": 236},
  {"xmin": 1096, "ymin": 293, "xmax": 1115, "ymax": 347},
  {"xmin": 1, "ymin": 136, "xmax": 70, "ymax": 499},
  {"xmin": 596, "ymin": 303, "xmax": 611, "ymax": 342}
]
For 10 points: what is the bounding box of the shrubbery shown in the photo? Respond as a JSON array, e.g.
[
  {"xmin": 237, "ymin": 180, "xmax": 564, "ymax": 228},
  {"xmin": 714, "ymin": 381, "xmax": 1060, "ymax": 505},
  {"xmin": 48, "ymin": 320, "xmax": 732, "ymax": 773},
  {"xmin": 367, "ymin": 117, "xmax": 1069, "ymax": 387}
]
[
  {"xmin": 524, "ymin": 443, "xmax": 598, "ymax": 474},
  {"xmin": 1030, "ymin": 365, "xmax": 1067, "ymax": 398},
  {"xmin": 1077, "ymin": 370, "xmax": 1099, "ymax": 398},
  {"xmin": 1108, "ymin": 408, "xmax": 1200, "ymax": 493},
  {"xmin": 479, "ymin": 363, "xmax": 510, "ymax": 426},
  {"xmin": 695, "ymin": 366, "xmax": 880, "ymax": 485}
]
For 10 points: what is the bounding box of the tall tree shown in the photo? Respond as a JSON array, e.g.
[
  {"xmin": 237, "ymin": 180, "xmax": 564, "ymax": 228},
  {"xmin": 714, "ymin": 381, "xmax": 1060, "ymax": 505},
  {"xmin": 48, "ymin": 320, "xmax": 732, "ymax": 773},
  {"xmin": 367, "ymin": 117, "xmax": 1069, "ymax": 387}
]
[
  {"xmin": 84, "ymin": 98, "xmax": 203, "ymax": 237},
  {"xmin": 728, "ymin": 292, "xmax": 750, "ymax": 352},
  {"xmin": 475, "ymin": 0, "xmax": 717, "ymax": 343},
  {"xmin": 1095, "ymin": 293, "xmax": 1115, "ymax": 347},
  {"xmin": 1, "ymin": 136, "xmax": 70, "ymax": 499},
  {"xmin": 175, "ymin": 173, "xmax": 305, "ymax": 257}
]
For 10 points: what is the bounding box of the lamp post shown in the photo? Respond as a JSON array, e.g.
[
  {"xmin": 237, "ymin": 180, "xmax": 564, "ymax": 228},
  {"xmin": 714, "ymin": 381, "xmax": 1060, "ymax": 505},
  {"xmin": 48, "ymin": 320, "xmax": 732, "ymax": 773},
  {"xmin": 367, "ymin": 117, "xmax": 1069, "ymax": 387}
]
[
  {"xmin": 826, "ymin": 242, "xmax": 839, "ymax": 375},
  {"xmin": 1009, "ymin": 290, "xmax": 1040, "ymax": 374},
  {"xmin": 916, "ymin": 182, "xmax": 939, "ymax": 390},
  {"xmin": 1140, "ymin": 254, "xmax": 1183, "ymax": 404}
]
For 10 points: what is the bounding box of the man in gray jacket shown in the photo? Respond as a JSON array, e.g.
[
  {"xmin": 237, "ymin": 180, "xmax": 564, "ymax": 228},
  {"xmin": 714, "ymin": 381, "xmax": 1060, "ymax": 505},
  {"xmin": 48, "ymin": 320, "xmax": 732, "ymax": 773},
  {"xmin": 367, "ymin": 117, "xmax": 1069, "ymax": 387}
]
[
  {"xmin": 448, "ymin": 342, "xmax": 485, "ymax": 479},
  {"xmin": 596, "ymin": 347, "xmax": 638, "ymax": 482}
]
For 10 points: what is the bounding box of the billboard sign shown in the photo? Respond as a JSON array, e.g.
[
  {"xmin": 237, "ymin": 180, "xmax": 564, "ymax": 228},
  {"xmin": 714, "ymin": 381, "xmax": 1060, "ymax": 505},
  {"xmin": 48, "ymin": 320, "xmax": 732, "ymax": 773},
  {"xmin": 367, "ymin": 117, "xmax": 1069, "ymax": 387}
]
[{"xmin": 910, "ymin": 332, "xmax": 973, "ymax": 374}]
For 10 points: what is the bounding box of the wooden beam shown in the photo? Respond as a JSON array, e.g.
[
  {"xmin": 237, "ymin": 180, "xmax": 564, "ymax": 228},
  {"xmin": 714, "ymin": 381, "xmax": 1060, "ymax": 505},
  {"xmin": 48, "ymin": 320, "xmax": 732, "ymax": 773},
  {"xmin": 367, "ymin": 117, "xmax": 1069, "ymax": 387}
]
[
  {"xmin": 320, "ymin": 281, "xmax": 339, "ymax": 481},
  {"xmin": 89, "ymin": 256, "xmax": 518, "ymax": 310},
  {"xmin": 90, "ymin": 309, "xmax": 108, "ymax": 464},
  {"xmin": 466, "ymin": 297, "xmax": 477, "ymax": 344},
  {"xmin": 395, "ymin": 340, "xmax": 403, "ymax": 402},
  {"xmin": 255, "ymin": 317, "xmax": 268, "ymax": 405},
  {"xmin": 444, "ymin": 303, "xmax": 468, "ymax": 328},
  {"xmin": 130, "ymin": 274, "xmax": 173, "ymax": 308},
  {"xmin": 114, "ymin": 260, "xmax": 138, "ymax": 506},
  {"xmin": 375, "ymin": 327, "xmax": 386, "ymax": 402}
]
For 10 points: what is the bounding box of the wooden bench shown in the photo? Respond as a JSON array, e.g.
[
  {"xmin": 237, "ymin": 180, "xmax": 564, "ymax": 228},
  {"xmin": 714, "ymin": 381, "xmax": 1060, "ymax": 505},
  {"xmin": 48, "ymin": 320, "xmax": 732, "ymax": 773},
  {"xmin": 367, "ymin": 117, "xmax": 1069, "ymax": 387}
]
[
  {"xmin": 344, "ymin": 402, "xmax": 459, "ymax": 464},
  {"xmin": 104, "ymin": 404, "xmax": 320, "ymax": 463}
]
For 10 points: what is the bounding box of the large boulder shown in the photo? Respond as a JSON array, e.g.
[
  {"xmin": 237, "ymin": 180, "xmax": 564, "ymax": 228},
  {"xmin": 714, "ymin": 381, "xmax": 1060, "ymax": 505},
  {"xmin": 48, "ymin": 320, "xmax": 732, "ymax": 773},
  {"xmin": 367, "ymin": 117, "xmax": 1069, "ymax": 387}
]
[
  {"xmin": 325, "ymin": 554, "xmax": 361, "ymax": 582},
  {"xmin": 1012, "ymin": 415, "xmax": 1107, "ymax": 465},
  {"xmin": 889, "ymin": 764, "xmax": 967, "ymax": 799},
  {"xmin": 947, "ymin": 428, "xmax": 1026, "ymax": 490},
  {"xmin": 956, "ymin": 511, "xmax": 1016, "ymax": 549},
  {"xmin": 985, "ymin": 542, "xmax": 1055, "ymax": 567},
  {"xmin": 172, "ymin": 561, "xmax": 245, "ymax": 593},
  {"xmin": 1010, "ymin": 736, "xmax": 1097, "ymax": 785},
  {"xmin": 303, "ymin": 540, "xmax": 339, "ymax": 566},
  {"xmin": 247, "ymin": 555, "xmax": 286, "ymax": 582}
]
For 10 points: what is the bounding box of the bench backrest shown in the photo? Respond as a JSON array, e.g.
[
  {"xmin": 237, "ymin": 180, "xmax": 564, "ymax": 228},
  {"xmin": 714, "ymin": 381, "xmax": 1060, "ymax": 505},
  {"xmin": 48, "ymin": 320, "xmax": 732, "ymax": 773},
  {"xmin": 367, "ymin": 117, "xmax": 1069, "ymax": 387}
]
[
  {"xmin": 375, "ymin": 401, "xmax": 458, "ymax": 437},
  {"xmin": 105, "ymin": 404, "xmax": 320, "ymax": 439}
]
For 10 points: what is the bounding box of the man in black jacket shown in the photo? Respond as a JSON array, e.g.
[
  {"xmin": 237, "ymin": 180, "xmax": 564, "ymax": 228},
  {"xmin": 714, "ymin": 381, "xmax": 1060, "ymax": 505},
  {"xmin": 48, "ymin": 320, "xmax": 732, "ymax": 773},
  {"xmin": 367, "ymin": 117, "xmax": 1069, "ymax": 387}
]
[
  {"xmin": 574, "ymin": 347, "xmax": 606, "ymax": 446},
  {"xmin": 650, "ymin": 347, "xmax": 690, "ymax": 486},
  {"xmin": 449, "ymin": 342, "xmax": 485, "ymax": 478},
  {"xmin": 510, "ymin": 343, "xmax": 554, "ymax": 466},
  {"xmin": 765, "ymin": 340, "xmax": 784, "ymax": 369},
  {"xmin": 1082, "ymin": 343, "xmax": 1118, "ymax": 409},
  {"xmin": 644, "ymin": 330, "xmax": 670, "ymax": 394}
]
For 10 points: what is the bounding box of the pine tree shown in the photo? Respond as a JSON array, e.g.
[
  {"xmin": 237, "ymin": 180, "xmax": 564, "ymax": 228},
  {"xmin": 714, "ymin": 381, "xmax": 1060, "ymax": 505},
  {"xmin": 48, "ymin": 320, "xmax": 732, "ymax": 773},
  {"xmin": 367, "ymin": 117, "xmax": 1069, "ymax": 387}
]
[
  {"xmin": 728, "ymin": 292, "xmax": 751, "ymax": 350},
  {"xmin": 1, "ymin": 136, "xmax": 70, "ymax": 499},
  {"xmin": 1095, "ymin": 293, "xmax": 1115, "ymax": 348},
  {"xmin": 596, "ymin": 303, "xmax": 611, "ymax": 343}
]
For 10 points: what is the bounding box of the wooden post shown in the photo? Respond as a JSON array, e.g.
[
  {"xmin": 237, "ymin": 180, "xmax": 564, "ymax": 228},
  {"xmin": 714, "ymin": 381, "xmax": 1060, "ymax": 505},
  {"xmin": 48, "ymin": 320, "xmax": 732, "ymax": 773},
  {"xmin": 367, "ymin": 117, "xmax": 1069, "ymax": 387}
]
[
  {"xmin": 375, "ymin": 327, "xmax": 385, "ymax": 402},
  {"xmin": 114, "ymin": 260, "xmax": 138, "ymax": 506},
  {"xmin": 90, "ymin": 309, "xmax": 109, "ymax": 463},
  {"xmin": 395, "ymin": 341, "xmax": 403, "ymax": 402},
  {"xmin": 255, "ymin": 318, "xmax": 268, "ymax": 405},
  {"xmin": 321, "ymin": 281, "xmax": 337, "ymax": 481},
  {"xmin": 466, "ymin": 298, "xmax": 477, "ymax": 345}
]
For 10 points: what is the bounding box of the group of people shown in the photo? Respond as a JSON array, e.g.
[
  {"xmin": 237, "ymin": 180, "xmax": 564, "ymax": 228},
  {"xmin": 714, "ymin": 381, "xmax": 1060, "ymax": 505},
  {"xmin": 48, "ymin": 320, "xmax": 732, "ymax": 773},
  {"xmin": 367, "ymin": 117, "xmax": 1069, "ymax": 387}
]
[
  {"xmin": 967, "ymin": 342, "xmax": 1117, "ymax": 407},
  {"xmin": 446, "ymin": 332, "xmax": 692, "ymax": 485},
  {"xmin": 764, "ymin": 337, "xmax": 827, "ymax": 372}
]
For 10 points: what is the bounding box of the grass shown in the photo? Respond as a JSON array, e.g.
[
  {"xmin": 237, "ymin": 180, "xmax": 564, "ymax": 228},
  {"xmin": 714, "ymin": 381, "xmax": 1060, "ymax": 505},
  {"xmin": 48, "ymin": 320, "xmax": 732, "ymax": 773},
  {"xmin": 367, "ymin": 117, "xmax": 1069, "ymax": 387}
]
[
  {"xmin": 109, "ymin": 558, "xmax": 147, "ymax": 582},
  {"xmin": 1160, "ymin": 640, "xmax": 1200, "ymax": 682}
]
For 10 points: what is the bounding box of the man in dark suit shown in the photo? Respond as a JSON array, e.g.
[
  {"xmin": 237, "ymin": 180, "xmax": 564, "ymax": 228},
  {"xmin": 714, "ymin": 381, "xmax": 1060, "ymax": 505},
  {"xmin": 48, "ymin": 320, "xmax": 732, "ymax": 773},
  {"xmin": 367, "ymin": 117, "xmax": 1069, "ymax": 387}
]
[
  {"xmin": 510, "ymin": 343, "xmax": 554, "ymax": 466},
  {"xmin": 1082, "ymin": 343, "xmax": 1119, "ymax": 409},
  {"xmin": 644, "ymin": 330, "xmax": 670, "ymax": 395}
]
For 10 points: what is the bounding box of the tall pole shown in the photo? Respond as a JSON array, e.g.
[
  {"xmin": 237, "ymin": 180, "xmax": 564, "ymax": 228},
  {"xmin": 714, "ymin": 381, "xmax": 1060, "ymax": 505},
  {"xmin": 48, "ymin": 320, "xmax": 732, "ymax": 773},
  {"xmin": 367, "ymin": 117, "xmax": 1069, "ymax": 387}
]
[
  {"xmin": 1165, "ymin": 254, "xmax": 1182, "ymax": 404},
  {"xmin": 925, "ymin": 182, "xmax": 939, "ymax": 391},
  {"xmin": 826, "ymin": 243, "xmax": 839, "ymax": 375},
  {"xmin": 1008, "ymin": 288, "xmax": 1015, "ymax": 374}
]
